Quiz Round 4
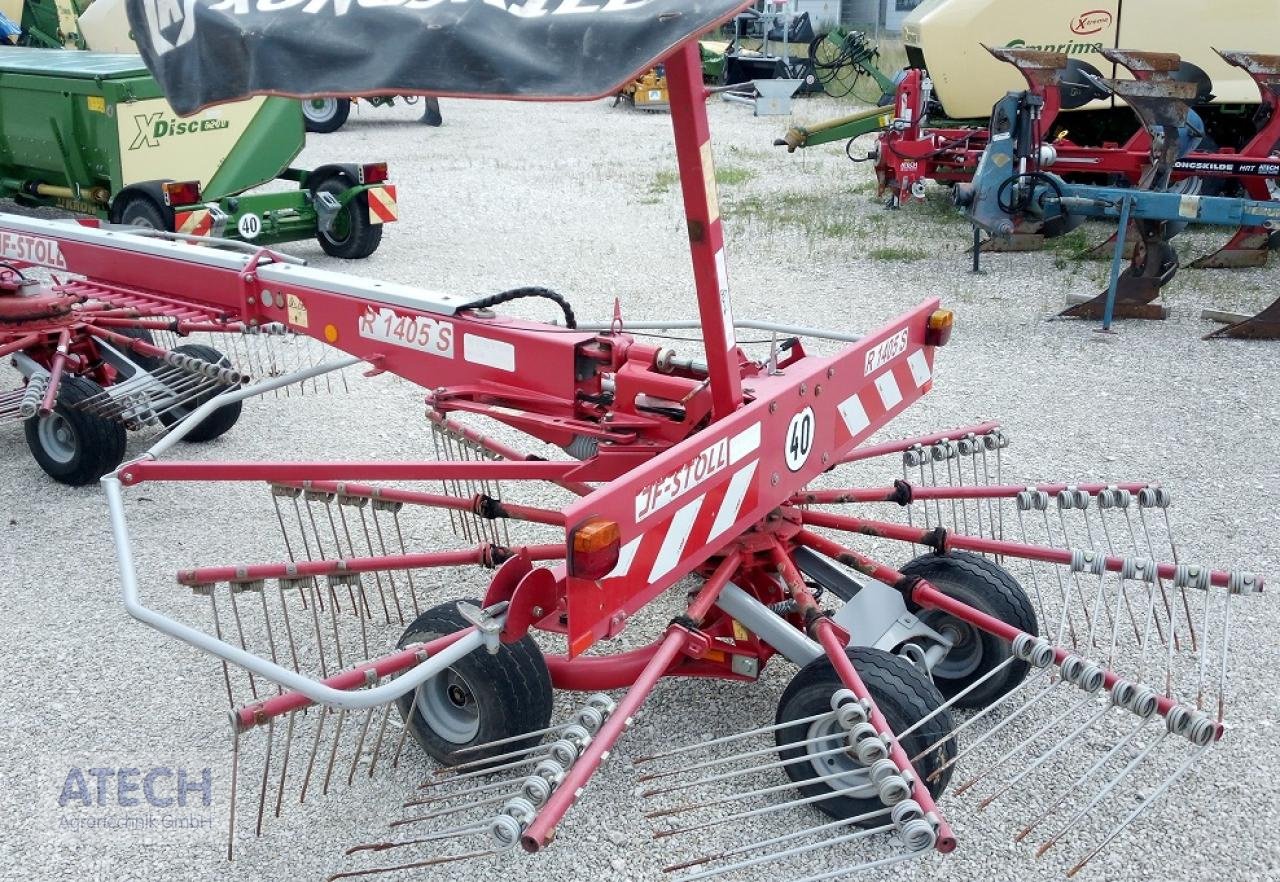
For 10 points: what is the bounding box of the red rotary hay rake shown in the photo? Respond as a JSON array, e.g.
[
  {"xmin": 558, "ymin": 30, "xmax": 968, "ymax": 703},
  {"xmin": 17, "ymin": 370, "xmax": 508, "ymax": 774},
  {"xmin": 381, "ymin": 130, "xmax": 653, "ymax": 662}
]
[
  {"xmin": 53, "ymin": 2, "xmax": 1260, "ymax": 879},
  {"xmin": 0, "ymin": 227, "xmax": 345, "ymax": 485}
]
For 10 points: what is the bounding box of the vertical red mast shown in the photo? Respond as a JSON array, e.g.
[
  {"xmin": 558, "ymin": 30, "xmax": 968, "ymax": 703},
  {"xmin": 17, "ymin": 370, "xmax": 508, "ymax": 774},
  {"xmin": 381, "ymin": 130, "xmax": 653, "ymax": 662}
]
[{"xmin": 665, "ymin": 43, "xmax": 744, "ymax": 420}]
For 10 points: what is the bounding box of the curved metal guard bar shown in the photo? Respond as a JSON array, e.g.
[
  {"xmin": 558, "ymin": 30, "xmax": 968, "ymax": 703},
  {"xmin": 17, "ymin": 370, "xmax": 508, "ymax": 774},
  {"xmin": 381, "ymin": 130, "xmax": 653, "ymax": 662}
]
[{"xmin": 103, "ymin": 355, "xmax": 491, "ymax": 711}]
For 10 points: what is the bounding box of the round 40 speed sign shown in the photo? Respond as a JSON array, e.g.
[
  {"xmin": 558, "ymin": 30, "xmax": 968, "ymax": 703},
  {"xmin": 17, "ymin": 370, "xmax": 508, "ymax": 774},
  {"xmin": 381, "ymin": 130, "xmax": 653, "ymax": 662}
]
[{"xmin": 784, "ymin": 406, "xmax": 816, "ymax": 472}]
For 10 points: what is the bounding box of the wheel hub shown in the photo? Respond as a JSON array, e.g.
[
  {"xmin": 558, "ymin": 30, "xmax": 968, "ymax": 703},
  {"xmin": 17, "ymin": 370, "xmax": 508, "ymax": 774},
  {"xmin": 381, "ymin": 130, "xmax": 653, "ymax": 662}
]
[{"xmin": 37, "ymin": 413, "xmax": 77, "ymax": 465}]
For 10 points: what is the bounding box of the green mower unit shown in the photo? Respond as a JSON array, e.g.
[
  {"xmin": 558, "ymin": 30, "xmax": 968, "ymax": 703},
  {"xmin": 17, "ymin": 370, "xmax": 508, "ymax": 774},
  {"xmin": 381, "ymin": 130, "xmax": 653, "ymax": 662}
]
[{"xmin": 0, "ymin": 48, "xmax": 397, "ymax": 258}]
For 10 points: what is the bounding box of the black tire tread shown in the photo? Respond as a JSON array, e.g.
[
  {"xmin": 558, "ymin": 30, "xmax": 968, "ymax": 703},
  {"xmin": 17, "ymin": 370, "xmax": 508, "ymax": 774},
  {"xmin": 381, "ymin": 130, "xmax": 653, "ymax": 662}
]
[
  {"xmin": 775, "ymin": 647, "xmax": 955, "ymax": 822},
  {"xmin": 163, "ymin": 343, "xmax": 242, "ymax": 443},
  {"xmin": 314, "ymin": 177, "xmax": 383, "ymax": 260},
  {"xmin": 302, "ymin": 98, "xmax": 351, "ymax": 134},
  {"xmin": 901, "ymin": 551, "xmax": 1037, "ymax": 708},
  {"xmin": 23, "ymin": 374, "xmax": 127, "ymax": 486}
]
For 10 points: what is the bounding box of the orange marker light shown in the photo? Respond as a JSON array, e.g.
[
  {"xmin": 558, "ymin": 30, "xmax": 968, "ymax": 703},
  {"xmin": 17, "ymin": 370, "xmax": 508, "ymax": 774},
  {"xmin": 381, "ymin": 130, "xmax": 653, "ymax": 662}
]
[
  {"xmin": 324, "ymin": 324, "xmax": 339, "ymax": 343},
  {"xmin": 162, "ymin": 180, "xmax": 203, "ymax": 207},
  {"xmin": 568, "ymin": 517, "xmax": 621, "ymax": 581},
  {"xmin": 926, "ymin": 309, "xmax": 954, "ymax": 347}
]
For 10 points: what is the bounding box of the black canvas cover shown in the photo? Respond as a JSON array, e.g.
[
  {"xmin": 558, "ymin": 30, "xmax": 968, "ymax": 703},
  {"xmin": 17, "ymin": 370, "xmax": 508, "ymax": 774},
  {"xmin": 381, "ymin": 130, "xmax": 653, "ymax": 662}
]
[{"xmin": 126, "ymin": 0, "xmax": 750, "ymax": 115}]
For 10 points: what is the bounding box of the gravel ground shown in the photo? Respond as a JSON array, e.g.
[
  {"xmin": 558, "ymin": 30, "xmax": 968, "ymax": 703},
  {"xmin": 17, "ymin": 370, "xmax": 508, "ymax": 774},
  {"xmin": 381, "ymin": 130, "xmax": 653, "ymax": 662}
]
[{"xmin": 1, "ymin": 94, "xmax": 1278, "ymax": 882}]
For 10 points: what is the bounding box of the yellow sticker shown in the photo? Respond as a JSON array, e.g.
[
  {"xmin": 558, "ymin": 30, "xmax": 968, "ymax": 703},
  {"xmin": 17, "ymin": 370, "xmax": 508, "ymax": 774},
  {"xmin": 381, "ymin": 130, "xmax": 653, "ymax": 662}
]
[
  {"xmin": 287, "ymin": 293, "xmax": 309, "ymax": 328},
  {"xmin": 700, "ymin": 140, "xmax": 720, "ymax": 224},
  {"xmin": 87, "ymin": 96, "xmax": 106, "ymax": 114},
  {"xmin": 731, "ymin": 618, "xmax": 749, "ymax": 642}
]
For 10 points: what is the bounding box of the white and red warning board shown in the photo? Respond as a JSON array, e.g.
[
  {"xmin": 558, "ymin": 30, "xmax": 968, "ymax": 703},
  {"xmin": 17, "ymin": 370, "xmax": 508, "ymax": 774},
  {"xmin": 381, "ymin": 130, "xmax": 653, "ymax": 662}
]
[{"xmin": 563, "ymin": 298, "xmax": 940, "ymax": 654}]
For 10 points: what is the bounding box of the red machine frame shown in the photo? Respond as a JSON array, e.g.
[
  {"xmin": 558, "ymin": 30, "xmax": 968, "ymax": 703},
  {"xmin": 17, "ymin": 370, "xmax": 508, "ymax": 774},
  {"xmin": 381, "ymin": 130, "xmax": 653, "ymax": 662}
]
[{"xmin": 8, "ymin": 25, "xmax": 1257, "ymax": 876}]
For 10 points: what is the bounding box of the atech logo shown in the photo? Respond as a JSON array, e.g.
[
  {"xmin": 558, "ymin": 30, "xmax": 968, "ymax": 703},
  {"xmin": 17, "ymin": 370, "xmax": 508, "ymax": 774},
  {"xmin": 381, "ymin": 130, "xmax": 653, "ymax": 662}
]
[
  {"xmin": 1070, "ymin": 9, "xmax": 1113, "ymax": 35},
  {"xmin": 129, "ymin": 112, "xmax": 231, "ymax": 150}
]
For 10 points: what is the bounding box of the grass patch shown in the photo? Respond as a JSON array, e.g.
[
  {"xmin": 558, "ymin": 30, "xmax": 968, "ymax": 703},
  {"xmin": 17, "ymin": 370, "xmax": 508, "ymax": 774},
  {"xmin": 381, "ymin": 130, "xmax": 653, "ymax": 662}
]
[
  {"xmin": 868, "ymin": 245, "xmax": 928, "ymax": 262},
  {"xmin": 715, "ymin": 165, "xmax": 756, "ymax": 186},
  {"xmin": 1046, "ymin": 229, "xmax": 1096, "ymax": 268},
  {"xmin": 723, "ymin": 192, "xmax": 862, "ymax": 239},
  {"xmin": 648, "ymin": 169, "xmax": 679, "ymax": 195}
]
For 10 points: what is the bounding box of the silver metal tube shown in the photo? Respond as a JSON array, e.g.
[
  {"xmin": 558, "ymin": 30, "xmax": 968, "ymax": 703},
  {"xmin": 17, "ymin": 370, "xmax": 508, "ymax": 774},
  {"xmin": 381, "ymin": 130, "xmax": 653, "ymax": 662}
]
[{"xmin": 714, "ymin": 582, "xmax": 823, "ymax": 665}]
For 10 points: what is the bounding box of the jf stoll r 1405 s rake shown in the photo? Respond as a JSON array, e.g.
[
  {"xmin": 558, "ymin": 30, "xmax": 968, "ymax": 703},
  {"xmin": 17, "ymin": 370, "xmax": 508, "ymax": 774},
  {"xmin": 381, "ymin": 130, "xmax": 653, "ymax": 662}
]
[{"xmin": 45, "ymin": 1, "xmax": 1262, "ymax": 879}]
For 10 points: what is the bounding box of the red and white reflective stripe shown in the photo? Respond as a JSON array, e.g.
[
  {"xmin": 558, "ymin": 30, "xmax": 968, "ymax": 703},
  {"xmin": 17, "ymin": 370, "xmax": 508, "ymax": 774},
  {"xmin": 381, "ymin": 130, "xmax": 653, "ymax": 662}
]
[
  {"xmin": 367, "ymin": 185, "xmax": 398, "ymax": 224},
  {"xmin": 175, "ymin": 209, "xmax": 212, "ymax": 237},
  {"xmin": 835, "ymin": 345, "xmax": 933, "ymax": 448},
  {"xmin": 604, "ymin": 457, "xmax": 761, "ymax": 584}
]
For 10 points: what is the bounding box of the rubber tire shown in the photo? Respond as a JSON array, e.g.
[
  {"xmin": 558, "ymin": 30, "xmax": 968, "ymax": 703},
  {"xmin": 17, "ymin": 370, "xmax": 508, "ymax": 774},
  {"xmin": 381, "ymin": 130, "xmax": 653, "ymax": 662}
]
[
  {"xmin": 159, "ymin": 343, "xmax": 243, "ymax": 443},
  {"xmin": 301, "ymin": 98, "xmax": 350, "ymax": 134},
  {"xmin": 900, "ymin": 551, "xmax": 1037, "ymax": 709},
  {"xmin": 775, "ymin": 647, "xmax": 955, "ymax": 823},
  {"xmin": 24, "ymin": 374, "xmax": 127, "ymax": 486},
  {"xmin": 395, "ymin": 599, "xmax": 554, "ymax": 768},
  {"xmin": 313, "ymin": 176, "xmax": 383, "ymax": 260},
  {"xmin": 117, "ymin": 195, "xmax": 169, "ymax": 230}
]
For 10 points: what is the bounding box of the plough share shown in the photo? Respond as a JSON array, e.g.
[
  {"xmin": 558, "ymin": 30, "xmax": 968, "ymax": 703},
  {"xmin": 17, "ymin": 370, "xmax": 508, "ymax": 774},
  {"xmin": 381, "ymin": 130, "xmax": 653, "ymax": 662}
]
[{"xmin": 50, "ymin": 3, "xmax": 1264, "ymax": 880}]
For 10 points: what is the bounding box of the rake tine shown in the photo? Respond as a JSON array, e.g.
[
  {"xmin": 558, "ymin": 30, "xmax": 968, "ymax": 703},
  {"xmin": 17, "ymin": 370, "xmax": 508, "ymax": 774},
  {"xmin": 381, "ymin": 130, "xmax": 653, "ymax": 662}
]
[
  {"xmin": 1015, "ymin": 714, "xmax": 1152, "ymax": 843},
  {"xmin": 255, "ymin": 717, "xmax": 275, "ymax": 836},
  {"xmin": 924, "ymin": 677, "xmax": 1061, "ymax": 782},
  {"xmin": 912, "ymin": 666, "xmax": 1054, "ymax": 764},
  {"xmin": 274, "ymin": 711, "xmax": 296, "ymax": 818},
  {"xmin": 358, "ymin": 506, "xmax": 399, "ymax": 624},
  {"xmin": 632, "ymin": 711, "xmax": 835, "ymax": 765},
  {"xmin": 326, "ymin": 848, "xmax": 498, "ymax": 881},
  {"xmin": 1066, "ymin": 742, "xmax": 1212, "ymax": 878},
  {"xmin": 405, "ymin": 774, "xmax": 524, "ymax": 807},
  {"xmin": 643, "ymin": 743, "xmax": 854, "ymax": 799},
  {"xmin": 435, "ymin": 740, "xmax": 559, "ymax": 774},
  {"xmin": 979, "ymin": 701, "xmax": 1112, "ymax": 810},
  {"xmin": 228, "ymin": 729, "xmax": 240, "ymax": 860},
  {"xmin": 366, "ymin": 703, "xmax": 394, "ymax": 779},
  {"xmin": 326, "ymin": 577, "xmax": 346, "ymax": 670},
  {"xmin": 299, "ymin": 708, "xmax": 329, "ymax": 804},
  {"xmin": 1013, "ymin": 507, "xmax": 1050, "ymax": 634},
  {"xmin": 390, "ymin": 705, "xmax": 412, "ymax": 770},
  {"xmin": 322, "ymin": 708, "xmax": 348, "ymax": 796},
  {"xmin": 345, "ymin": 821, "xmax": 491, "ymax": 855},
  {"xmin": 646, "ymin": 767, "xmax": 865, "ymax": 820},
  {"xmin": 276, "ymin": 581, "xmax": 303, "ymax": 673},
  {"xmin": 347, "ymin": 708, "xmax": 376, "ymax": 787},
  {"xmin": 420, "ymin": 752, "xmax": 548, "ymax": 789},
  {"xmin": 303, "ymin": 578, "xmax": 330, "ymax": 679},
  {"xmin": 639, "ymin": 730, "xmax": 850, "ymax": 784},
  {"xmin": 787, "ymin": 847, "xmax": 926, "ymax": 882},
  {"xmin": 205, "ymin": 587, "xmax": 237, "ymax": 709},
  {"xmin": 653, "ymin": 780, "xmax": 874, "ymax": 840},
  {"xmin": 680, "ymin": 819, "xmax": 898, "ymax": 882},
  {"xmin": 1137, "ymin": 505, "xmax": 1181, "ymax": 647},
  {"xmin": 897, "ymin": 656, "xmax": 1017, "ymax": 740},
  {"xmin": 953, "ymin": 691, "xmax": 1099, "ymax": 797},
  {"xmin": 1036, "ymin": 730, "xmax": 1170, "ymax": 857},
  {"xmin": 364, "ymin": 504, "xmax": 405, "ymax": 626},
  {"xmin": 453, "ymin": 704, "xmax": 609, "ymax": 755},
  {"xmin": 227, "ymin": 583, "xmax": 257, "ymax": 701},
  {"xmin": 385, "ymin": 502, "xmax": 421, "ymax": 617},
  {"xmin": 391, "ymin": 790, "xmax": 515, "ymax": 827},
  {"xmin": 663, "ymin": 807, "xmax": 892, "ymax": 874}
]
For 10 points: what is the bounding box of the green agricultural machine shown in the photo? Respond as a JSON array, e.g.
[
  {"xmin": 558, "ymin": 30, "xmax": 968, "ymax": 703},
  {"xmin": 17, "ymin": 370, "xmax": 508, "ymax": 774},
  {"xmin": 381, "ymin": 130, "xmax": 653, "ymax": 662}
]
[{"xmin": 0, "ymin": 47, "xmax": 396, "ymax": 258}]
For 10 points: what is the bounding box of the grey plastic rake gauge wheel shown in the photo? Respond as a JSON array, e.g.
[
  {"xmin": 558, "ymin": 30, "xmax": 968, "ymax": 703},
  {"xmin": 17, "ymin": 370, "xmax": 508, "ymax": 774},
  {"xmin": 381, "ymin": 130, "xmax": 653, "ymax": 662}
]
[
  {"xmin": 901, "ymin": 551, "xmax": 1037, "ymax": 709},
  {"xmin": 395, "ymin": 599, "xmax": 553, "ymax": 768},
  {"xmin": 24, "ymin": 374, "xmax": 126, "ymax": 486},
  {"xmin": 775, "ymin": 647, "xmax": 955, "ymax": 824}
]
